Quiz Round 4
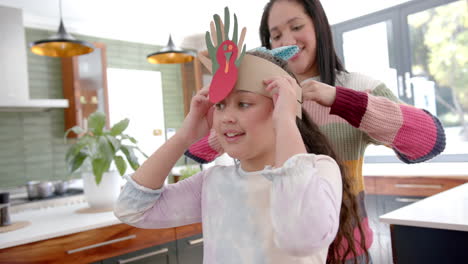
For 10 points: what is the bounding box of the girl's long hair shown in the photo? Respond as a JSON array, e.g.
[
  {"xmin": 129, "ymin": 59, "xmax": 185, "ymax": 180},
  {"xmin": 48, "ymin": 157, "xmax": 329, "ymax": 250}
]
[
  {"xmin": 297, "ymin": 110, "xmax": 369, "ymax": 264},
  {"xmin": 249, "ymin": 50, "xmax": 369, "ymax": 263}
]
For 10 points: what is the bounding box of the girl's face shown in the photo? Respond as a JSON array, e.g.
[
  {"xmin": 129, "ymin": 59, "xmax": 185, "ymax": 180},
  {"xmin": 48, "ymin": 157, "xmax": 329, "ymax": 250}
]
[
  {"xmin": 213, "ymin": 90, "xmax": 276, "ymax": 170},
  {"xmin": 268, "ymin": 0, "xmax": 318, "ymax": 80}
]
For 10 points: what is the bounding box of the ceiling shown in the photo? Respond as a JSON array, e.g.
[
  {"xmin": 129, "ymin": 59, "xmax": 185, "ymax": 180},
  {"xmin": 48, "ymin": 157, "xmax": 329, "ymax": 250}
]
[{"xmin": 0, "ymin": 0, "xmax": 412, "ymax": 49}]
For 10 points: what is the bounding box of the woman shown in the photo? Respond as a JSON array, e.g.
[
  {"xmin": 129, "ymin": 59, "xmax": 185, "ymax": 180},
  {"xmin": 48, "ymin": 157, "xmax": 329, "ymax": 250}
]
[{"xmin": 186, "ymin": 1, "xmax": 446, "ymax": 263}]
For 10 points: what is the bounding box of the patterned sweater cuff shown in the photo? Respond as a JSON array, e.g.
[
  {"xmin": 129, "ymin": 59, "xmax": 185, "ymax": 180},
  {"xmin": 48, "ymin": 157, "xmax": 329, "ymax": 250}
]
[
  {"xmin": 114, "ymin": 175, "xmax": 164, "ymax": 224},
  {"xmin": 185, "ymin": 131, "xmax": 223, "ymax": 164},
  {"xmin": 330, "ymin": 86, "xmax": 368, "ymax": 127}
]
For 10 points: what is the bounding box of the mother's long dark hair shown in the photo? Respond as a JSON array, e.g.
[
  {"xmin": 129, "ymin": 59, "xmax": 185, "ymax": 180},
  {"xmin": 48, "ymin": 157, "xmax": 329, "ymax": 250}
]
[{"xmin": 259, "ymin": 0, "xmax": 346, "ymax": 86}]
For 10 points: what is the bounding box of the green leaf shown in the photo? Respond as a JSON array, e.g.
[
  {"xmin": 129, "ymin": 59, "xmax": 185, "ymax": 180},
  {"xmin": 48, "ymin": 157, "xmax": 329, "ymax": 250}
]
[
  {"xmin": 110, "ymin": 119, "xmax": 129, "ymax": 136},
  {"xmin": 67, "ymin": 151, "xmax": 87, "ymax": 173},
  {"xmin": 88, "ymin": 111, "xmax": 106, "ymax": 135},
  {"xmin": 64, "ymin": 126, "xmax": 85, "ymax": 142},
  {"xmin": 105, "ymin": 135, "xmax": 121, "ymax": 153},
  {"xmin": 121, "ymin": 145, "xmax": 140, "ymax": 170},
  {"xmin": 92, "ymin": 158, "xmax": 110, "ymax": 185},
  {"xmin": 114, "ymin": 155, "xmax": 127, "ymax": 176},
  {"xmin": 122, "ymin": 134, "xmax": 137, "ymax": 144},
  {"xmin": 65, "ymin": 140, "xmax": 88, "ymax": 163},
  {"xmin": 98, "ymin": 136, "xmax": 115, "ymax": 162}
]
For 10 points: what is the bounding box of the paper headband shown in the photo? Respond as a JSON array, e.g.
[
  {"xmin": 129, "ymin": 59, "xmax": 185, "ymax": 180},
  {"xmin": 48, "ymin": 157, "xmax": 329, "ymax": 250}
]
[{"xmin": 200, "ymin": 7, "xmax": 302, "ymax": 118}]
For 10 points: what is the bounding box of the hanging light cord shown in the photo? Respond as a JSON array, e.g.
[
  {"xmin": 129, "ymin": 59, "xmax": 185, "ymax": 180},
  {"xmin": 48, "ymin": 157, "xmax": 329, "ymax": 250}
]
[{"xmin": 59, "ymin": 0, "xmax": 63, "ymax": 22}]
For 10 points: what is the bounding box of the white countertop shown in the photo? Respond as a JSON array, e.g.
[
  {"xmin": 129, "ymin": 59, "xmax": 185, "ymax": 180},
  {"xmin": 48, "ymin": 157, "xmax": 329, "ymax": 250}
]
[
  {"xmin": 0, "ymin": 202, "xmax": 120, "ymax": 250},
  {"xmin": 380, "ymin": 183, "xmax": 468, "ymax": 232},
  {"xmin": 363, "ymin": 162, "xmax": 468, "ymax": 177}
]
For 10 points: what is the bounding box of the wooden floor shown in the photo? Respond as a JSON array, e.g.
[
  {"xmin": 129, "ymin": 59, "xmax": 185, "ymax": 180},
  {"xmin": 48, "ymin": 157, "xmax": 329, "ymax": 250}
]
[{"xmin": 368, "ymin": 231, "xmax": 393, "ymax": 264}]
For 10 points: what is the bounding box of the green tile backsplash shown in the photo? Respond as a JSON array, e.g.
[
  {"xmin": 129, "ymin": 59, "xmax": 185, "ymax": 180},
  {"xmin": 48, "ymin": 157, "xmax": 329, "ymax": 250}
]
[{"xmin": 0, "ymin": 28, "xmax": 185, "ymax": 188}]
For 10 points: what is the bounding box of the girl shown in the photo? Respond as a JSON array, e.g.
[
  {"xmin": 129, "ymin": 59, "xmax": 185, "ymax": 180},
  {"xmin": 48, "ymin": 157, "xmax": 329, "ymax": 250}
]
[
  {"xmin": 114, "ymin": 50, "xmax": 362, "ymax": 264},
  {"xmin": 186, "ymin": 0, "xmax": 446, "ymax": 263}
]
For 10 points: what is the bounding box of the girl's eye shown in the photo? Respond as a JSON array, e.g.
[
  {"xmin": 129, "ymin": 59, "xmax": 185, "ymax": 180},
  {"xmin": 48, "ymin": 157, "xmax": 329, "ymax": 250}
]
[
  {"xmin": 215, "ymin": 103, "xmax": 225, "ymax": 110},
  {"xmin": 239, "ymin": 102, "xmax": 250, "ymax": 108}
]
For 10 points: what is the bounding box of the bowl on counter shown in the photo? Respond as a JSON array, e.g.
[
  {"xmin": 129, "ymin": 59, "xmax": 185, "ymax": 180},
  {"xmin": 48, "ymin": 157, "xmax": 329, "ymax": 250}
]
[
  {"xmin": 26, "ymin": 181, "xmax": 55, "ymax": 199},
  {"xmin": 53, "ymin": 180, "xmax": 68, "ymax": 195}
]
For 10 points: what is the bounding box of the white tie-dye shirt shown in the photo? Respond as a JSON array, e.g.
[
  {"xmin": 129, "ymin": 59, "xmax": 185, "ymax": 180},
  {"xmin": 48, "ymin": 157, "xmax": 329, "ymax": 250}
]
[{"xmin": 114, "ymin": 153, "xmax": 342, "ymax": 264}]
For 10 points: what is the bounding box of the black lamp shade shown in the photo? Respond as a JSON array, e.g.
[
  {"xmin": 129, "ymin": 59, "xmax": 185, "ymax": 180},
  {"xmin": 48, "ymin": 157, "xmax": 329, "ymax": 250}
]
[
  {"xmin": 147, "ymin": 35, "xmax": 195, "ymax": 64},
  {"xmin": 29, "ymin": 21, "xmax": 94, "ymax": 57}
]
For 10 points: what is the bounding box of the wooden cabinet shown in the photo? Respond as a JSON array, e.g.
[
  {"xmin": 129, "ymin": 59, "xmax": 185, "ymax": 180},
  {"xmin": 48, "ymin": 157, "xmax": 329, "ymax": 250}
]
[
  {"xmin": 175, "ymin": 223, "xmax": 203, "ymax": 264},
  {"xmin": 0, "ymin": 223, "xmax": 203, "ymax": 264},
  {"xmin": 364, "ymin": 176, "xmax": 467, "ymax": 197},
  {"xmin": 0, "ymin": 224, "xmax": 176, "ymax": 264},
  {"xmin": 176, "ymin": 234, "xmax": 203, "ymax": 264},
  {"xmin": 62, "ymin": 42, "xmax": 110, "ymax": 137}
]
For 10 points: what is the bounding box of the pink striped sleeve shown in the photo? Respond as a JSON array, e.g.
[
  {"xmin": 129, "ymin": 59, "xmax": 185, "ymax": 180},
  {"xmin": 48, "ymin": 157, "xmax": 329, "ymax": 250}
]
[
  {"xmin": 185, "ymin": 129, "xmax": 224, "ymax": 164},
  {"xmin": 330, "ymin": 86, "xmax": 445, "ymax": 163}
]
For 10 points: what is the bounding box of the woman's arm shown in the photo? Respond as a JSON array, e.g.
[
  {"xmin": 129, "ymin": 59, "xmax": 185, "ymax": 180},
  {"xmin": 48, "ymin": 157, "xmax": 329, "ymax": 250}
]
[
  {"xmin": 330, "ymin": 84, "xmax": 445, "ymax": 163},
  {"xmin": 184, "ymin": 129, "xmax": 223, "ymax": 164},
  {"xmin": 301, "ymin": 77, "xmax": 445, "ymax": 163},
  {"xmin": 264, "ymin": 154, "xmax": 342, "ymax": 256}
]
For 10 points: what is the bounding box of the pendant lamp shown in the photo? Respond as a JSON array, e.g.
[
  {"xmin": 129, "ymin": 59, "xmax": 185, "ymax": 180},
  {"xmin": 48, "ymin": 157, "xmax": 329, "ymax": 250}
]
[
  {"xmin": 147, "ymin": 35, "xmax": 195, "ymax": 64},
  {"xmin": 29, "ymin": 0, "xmax": 94, "ymax": 57}
]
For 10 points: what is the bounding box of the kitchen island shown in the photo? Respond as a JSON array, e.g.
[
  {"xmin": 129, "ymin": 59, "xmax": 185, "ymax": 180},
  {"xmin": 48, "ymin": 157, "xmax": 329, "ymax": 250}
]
[{"xmin": 380, "ymin": 183, "xmax": 468, "ymax": 264}]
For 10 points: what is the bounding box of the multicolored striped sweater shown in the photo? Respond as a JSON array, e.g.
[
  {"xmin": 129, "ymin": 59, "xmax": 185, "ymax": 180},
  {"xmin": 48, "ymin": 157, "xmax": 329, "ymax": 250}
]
[{"xmin": 185, "ymin": 72, "xmax": 446, "ymax": 261}]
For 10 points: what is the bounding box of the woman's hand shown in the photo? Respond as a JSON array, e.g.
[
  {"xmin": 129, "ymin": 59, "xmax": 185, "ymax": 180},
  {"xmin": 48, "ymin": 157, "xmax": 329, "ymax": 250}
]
[
  {"xmin": 264, "ymin": 75, "xmax": 299, "ymax": 128},
  {"xmin": 178, "ymin": 86, "xmax": 214, "ymax": 145},
  {"xmin": 300, "ymin": 79, "xmax": 336, "ymax": 107}
]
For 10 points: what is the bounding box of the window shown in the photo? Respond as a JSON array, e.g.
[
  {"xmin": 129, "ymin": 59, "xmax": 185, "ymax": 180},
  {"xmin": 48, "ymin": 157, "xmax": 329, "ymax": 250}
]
[
  {"xmin": 107, "ymin": 68, "xmax": 165, "ymax": 166},
  {"xmin": 333, "ymin": 0, "xmax": 467, "ymax": 163}
]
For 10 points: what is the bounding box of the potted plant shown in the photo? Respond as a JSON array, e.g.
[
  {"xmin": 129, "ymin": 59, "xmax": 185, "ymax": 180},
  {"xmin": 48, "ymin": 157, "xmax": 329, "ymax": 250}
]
[{"xmin": 65, "ymin": 111, "xmax": 147, "ymax": 209}]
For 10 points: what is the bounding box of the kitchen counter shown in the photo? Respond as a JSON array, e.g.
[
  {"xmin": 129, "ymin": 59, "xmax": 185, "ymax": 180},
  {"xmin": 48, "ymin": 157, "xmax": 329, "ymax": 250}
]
[
  {"xmin": 380, "ymin": 183, "xmax": 468, "ymax": 231},
  {"xmin": 363, "ymin": 162, "xmax": 468, "ymax": 178},
  {"xmin": 379, "ymin": 183, "xmax": 468, "ymax": 264},
  {"xmin": 0, "ymin": 202, "xmax": 120, "ymax": 250}
]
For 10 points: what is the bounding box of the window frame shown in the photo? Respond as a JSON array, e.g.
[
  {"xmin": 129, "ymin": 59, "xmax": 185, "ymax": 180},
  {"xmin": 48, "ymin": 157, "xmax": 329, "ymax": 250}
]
[{"xmin": 332, "ymin": 0, "xmax": 467, "ymax": 163}]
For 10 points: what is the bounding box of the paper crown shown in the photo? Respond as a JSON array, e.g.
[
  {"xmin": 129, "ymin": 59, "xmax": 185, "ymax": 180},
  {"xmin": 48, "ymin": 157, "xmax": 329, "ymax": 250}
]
[{"xmin": 200, "ymin": 7, "xmax": 302, "ymax": 118}]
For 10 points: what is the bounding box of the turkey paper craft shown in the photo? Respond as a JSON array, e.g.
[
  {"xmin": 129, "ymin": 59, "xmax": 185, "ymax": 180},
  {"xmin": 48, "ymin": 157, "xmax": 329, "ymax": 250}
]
[{"xmin": 205, "ymin": 7, "xmax": 246, "ymax": 103}]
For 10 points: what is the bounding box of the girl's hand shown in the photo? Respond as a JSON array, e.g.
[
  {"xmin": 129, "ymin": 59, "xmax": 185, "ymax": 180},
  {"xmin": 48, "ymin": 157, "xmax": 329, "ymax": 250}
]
[
  {"xmin": 264, "ymin": 76, "xmax": 299, "ymax": 128},
  {"xmin": 300, "ymin": 79, "xmax": 336, "ymax": 107},
  {"xmin": 178, "ymin": 86, "xmax": 214, "ymax": 145}
]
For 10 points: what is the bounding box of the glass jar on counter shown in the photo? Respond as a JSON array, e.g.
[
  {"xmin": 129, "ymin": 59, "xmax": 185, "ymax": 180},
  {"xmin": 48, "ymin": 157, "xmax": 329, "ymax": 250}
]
[{"xmin": 0, "ymin": 192, "xmax": 11, "ymax": 226}]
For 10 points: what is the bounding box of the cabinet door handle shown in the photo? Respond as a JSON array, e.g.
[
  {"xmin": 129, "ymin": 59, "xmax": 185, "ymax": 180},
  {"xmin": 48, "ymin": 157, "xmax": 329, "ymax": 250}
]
[
  {"xmin": 67, "ymin": 234, "xmax": 137, "ymax": 254},
  {"xmin": 187, "ymin": 238, "xmax": 204, "ymax": 245},
  {"xmin": 118, "ymin": 248, "xmax": 169, "ymax": 264},
  {"xmin": 395, "ymin": 197, "xmax": 422, "ymax": 203},
  {"xmin": 394, "ymin": 184, "xmax": 442, "ymax": 189}
]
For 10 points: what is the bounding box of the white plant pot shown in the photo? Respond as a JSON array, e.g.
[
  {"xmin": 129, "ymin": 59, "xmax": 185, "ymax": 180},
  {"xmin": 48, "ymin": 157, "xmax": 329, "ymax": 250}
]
[{"xmin": 82, "ymin": 171, "xmax": 121, "ymax": 210}]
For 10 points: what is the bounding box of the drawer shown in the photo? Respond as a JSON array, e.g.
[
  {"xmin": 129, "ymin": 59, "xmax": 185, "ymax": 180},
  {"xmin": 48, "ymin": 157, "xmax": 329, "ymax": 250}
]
[
  {"xmin": 373, "ymin": 177, "xmax": 466, "ymax": 197},
  {"xmin": 177, "ymin": 234, "xmax": 203, "ymax": 264},
  {"xmin": 103, "ymin": 241, "xmax": 177, "ymax": 264},
  {"xmin": 0, "ymin": 224, "xmax": 176, "ymax": 264}
]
